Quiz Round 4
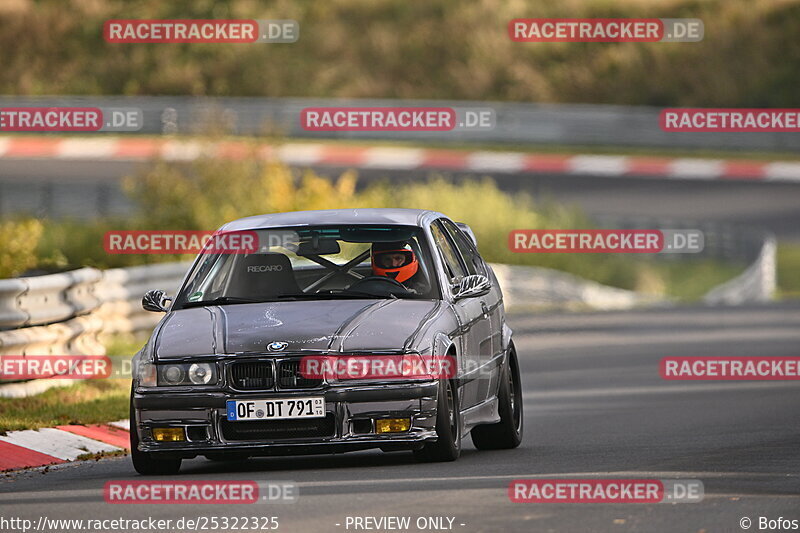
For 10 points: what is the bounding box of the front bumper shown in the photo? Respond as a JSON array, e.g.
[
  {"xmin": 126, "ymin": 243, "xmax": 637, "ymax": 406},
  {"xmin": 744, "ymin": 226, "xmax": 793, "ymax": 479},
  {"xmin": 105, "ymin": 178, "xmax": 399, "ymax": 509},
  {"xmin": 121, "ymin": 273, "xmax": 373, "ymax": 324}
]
[{"xmin": 133, "ymin": 381, "xmax": 439, "ymax": 458}]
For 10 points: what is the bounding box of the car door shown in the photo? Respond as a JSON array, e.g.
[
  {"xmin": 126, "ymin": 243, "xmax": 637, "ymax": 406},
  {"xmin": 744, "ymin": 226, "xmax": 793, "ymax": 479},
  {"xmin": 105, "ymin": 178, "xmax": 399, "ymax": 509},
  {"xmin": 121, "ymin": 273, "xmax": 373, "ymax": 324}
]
[
  {"xmin": 429, "ymin": 220, "xmax": 486, "ymax": 410},
  {"xmin": 439, "ymin": 219, "xmax": 499, "ymax": 405}
]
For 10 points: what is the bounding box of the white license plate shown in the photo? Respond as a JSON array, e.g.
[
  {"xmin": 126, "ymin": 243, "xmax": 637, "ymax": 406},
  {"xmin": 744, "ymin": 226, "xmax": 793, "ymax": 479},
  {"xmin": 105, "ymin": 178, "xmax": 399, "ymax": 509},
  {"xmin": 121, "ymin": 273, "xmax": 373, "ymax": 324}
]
[{"xmin": 226, "ymin": 397, "xmax": 325, "ymax": 421}]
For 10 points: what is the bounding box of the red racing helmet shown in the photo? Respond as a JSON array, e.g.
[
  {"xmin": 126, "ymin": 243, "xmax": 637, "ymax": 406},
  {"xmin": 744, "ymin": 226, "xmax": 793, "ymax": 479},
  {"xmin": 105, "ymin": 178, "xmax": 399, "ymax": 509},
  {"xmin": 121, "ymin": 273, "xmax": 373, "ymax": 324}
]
[{"xmin": 371, "ymin": 242, "xmax": 419, "ymax": 283}]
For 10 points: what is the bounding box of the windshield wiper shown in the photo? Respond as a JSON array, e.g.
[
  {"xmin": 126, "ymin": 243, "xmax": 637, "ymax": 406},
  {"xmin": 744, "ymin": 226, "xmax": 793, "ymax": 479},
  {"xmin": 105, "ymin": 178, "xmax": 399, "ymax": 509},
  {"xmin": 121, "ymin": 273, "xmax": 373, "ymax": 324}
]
[
  {"xmin": 334, "ymin": 289, "xmax": 405, "ymax": 299},
  {"xmin": 274, "ymin": 293, "xmax": 377, "ymax": 300},
  {"xmin": 180, "ymin": 296, "xmax": 265, "ymax": 309},
  {"xmin": 180, "ymin": 293, "xmax": 395, "ymax": 308}
]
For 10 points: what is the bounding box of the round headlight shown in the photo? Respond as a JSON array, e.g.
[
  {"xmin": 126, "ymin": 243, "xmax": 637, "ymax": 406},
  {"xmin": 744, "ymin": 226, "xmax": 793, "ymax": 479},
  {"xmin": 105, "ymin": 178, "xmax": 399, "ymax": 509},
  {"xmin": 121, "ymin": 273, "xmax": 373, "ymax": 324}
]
[
  {"xmin": 188, "ymin": 363, "xmax": 213, "ymax": 385},
  {"xmin": 163, "ymin": 365, "xmax": 185, "ymax": 385}
]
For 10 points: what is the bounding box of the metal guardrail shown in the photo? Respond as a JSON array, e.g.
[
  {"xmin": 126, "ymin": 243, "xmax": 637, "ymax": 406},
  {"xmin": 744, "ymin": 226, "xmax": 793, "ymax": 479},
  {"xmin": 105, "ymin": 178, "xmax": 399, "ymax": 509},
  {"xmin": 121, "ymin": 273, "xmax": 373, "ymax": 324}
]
[
  {"xmin": 0, "ymin": 278, "xmax": 27, "ymax": 327},
  {"xmin": 491, "ymin": 264, "xmax": 659, "ymax": 311},
  {"xmin": 1, "ymin": 96, "xmax": 799, "ymax": 151},
  {"xmin": 704, "ymin": 236, "xmax": 777, "ymax": 305},
  {"xmin": 0, "ymin": 268, "xmax": 101, "ymax": 329},
  {"xmin": 0, "ymin": 263, "xmax": 190, "ymax": 358}
]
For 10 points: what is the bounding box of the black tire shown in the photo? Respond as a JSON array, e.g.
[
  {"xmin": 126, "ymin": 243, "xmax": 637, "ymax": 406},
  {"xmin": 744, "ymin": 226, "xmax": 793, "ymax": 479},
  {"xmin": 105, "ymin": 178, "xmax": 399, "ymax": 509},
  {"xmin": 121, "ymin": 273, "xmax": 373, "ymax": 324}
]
[
  {"xmin": 471, "ymin": 345, "xmax": 523, "ymax": 450},
  {"xmin": 413, "ymin": 379, "xmax": 461, "ymax": 462},
  {"xmin": 130, "ymin": 394, "xmax": 182, "ymax": 476}
]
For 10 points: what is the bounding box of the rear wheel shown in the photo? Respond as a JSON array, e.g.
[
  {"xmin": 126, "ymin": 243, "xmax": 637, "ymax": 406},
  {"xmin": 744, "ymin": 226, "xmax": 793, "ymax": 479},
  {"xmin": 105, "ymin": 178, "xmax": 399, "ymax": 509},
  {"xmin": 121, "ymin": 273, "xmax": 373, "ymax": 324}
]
[
  {"xmin": 471, "ymin": 345, "xmax": 523, "ymax": 450},
  {"xmin": 130, "ymin": 394, "xmax": 182, "ymax": 475},
  {"xmin": 413, "ymin": 379, "xmax": 461, "ymax": 462}
]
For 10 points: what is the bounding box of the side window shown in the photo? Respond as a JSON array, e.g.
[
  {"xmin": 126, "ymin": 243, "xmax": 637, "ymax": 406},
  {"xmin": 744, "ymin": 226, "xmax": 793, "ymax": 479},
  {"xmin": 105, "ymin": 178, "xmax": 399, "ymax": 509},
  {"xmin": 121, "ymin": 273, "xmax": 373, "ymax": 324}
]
[
  {"xmin": 430, "ymin": 221, "xmax": 466, "ymax": 282},
  {"xmin": 441, "ymin": 219, "xmax": 486, "ymax": 276}
]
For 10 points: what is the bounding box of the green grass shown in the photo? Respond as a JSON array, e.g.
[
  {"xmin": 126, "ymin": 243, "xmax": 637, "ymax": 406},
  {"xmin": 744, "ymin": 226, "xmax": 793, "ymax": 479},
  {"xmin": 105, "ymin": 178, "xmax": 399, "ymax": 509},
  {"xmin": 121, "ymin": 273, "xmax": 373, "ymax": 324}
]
[
  {"xmin": 103, "ymin": 334, "xmax": 147, "ymax": 358},
  {"xmin": 777, "ymin": 243, "xmax": 800, "ymax": 299},
  {"xmin": 0, "ymin": 379, "xmax": 130, "ymax": 433},
  {"xmin": 652, "ymin": 260, "xmax": 745, "ymax": 301}
]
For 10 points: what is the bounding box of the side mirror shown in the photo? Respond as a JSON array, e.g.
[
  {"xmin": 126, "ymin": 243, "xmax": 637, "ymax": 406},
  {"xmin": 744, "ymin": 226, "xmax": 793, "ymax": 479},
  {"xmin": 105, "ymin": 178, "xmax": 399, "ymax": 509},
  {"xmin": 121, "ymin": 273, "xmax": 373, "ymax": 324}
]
[
  {"xmin": 142, "ymin": 289, "xmax": 171, "ymax": 312},
  {"xmin": 452, "ymin": 274, "xmax": 491, "ymax": 300}
]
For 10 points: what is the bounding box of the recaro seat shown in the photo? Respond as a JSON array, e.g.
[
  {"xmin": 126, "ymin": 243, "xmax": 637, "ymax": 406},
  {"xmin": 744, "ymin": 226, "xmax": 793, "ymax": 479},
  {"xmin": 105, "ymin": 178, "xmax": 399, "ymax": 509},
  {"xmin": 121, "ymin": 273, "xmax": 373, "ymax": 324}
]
[{"xmin": 226, "ymin": 253, "xmax": 302, "ymax": 300}]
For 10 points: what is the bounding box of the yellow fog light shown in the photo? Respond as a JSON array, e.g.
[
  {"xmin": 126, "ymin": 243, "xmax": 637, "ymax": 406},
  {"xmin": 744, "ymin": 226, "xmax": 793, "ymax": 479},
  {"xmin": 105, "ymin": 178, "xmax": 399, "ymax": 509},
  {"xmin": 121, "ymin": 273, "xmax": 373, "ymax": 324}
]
[
  {"xmin": 375, "ymin": 418, "xmax": 411, "ymax": 434},
  {"xmin": 152, "ymin": 427, "xmax": 186, "ymax": 442}
]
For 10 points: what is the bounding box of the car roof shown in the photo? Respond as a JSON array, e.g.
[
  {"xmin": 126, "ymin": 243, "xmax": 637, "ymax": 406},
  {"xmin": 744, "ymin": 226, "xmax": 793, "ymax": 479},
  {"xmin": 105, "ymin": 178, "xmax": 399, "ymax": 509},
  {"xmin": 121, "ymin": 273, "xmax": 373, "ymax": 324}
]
[{"xmin": 219, "ymin": 208, "xmax": 448, "ymax": 232}]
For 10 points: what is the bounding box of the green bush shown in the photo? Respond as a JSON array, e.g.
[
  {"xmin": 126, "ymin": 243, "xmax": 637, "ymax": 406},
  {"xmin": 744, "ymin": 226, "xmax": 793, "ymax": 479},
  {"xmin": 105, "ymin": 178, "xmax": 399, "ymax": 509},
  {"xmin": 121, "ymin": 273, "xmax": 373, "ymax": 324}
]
[
  {"xmin": 0, "ymin": 0, "xmax": 798, "ymax": 107},
  {"xmin": 35, "ymin": 218, "xmax": 188, "ymax": 270},
  {"xmin": 0, "ymin": 219, "xmax": 45, "ymax": 278},
  {"xmin": 123, "ymin": 155, "xmax": 359, "ymax": 231}
]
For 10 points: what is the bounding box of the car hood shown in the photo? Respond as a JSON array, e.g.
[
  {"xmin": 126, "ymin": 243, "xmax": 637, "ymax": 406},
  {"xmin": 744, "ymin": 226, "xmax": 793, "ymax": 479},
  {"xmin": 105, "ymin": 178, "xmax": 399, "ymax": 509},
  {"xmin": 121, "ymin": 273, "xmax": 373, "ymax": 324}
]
[{"xmin": 153, "ymin": 299, "xmax": 444, "ymax": 359}]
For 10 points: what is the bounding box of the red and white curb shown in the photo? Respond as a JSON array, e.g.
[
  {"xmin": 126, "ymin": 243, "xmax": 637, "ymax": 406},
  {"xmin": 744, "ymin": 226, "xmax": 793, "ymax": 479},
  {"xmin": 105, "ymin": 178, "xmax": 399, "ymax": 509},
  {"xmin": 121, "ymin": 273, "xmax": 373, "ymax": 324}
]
[
  {"xmin": 0, "ymin": 420, "xmax": 129, "ymax": 472},
  {"xmin": 1, "ymin": 136, "xmax": 799, "ymax": 182}
]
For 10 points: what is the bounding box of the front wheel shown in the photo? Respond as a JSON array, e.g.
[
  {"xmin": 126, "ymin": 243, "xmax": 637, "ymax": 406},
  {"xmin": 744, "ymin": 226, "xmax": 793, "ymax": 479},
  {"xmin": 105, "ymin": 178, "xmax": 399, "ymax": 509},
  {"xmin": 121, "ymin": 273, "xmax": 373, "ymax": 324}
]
[
  {"xmin": 130, "ymin": 394, "xmax": 182, "ymax": 475},
  {"xmin": 413, "ymin": 379, "xmax": 461, "ymax": 462},
  {"xmin": 471, "ymin": 345, "xmax": 523, "ymax": 450}
]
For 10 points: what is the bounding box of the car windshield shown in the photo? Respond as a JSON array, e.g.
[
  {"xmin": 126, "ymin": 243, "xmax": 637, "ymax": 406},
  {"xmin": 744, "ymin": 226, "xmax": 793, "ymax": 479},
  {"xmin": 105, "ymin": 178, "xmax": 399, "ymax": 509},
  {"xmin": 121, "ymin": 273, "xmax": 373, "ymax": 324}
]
[{"xmin": 173, "ymin": 224, "xmax": 440, "ymax": 309}]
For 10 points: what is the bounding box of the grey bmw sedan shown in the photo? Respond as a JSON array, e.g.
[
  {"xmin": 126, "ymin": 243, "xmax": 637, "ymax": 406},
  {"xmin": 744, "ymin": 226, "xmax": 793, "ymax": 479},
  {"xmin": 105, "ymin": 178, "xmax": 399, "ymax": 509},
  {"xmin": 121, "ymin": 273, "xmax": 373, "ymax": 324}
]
[{"xmin": 130, "ymin": 208, "xmax": 522, "ymax": 474}]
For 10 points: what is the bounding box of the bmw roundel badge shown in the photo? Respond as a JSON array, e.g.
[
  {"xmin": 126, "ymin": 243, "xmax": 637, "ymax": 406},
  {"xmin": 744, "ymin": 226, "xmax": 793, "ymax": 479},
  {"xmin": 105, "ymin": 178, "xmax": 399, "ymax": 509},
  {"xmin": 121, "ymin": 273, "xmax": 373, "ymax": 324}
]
[{"xmin": 267, "ymin": 341, "xmax": 288, "ymax": 351}]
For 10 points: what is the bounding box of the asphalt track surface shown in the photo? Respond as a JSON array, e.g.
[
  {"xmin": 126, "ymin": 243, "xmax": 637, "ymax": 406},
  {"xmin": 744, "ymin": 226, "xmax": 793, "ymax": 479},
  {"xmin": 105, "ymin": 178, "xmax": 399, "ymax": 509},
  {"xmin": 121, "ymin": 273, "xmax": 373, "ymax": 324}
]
[
  {"xmin": 3, "ymin": 159, "xmax": 800, "ymax": 241},
  {"xmin": 1, "ymin": 303, "xmax": 799, "ymax": 532}
]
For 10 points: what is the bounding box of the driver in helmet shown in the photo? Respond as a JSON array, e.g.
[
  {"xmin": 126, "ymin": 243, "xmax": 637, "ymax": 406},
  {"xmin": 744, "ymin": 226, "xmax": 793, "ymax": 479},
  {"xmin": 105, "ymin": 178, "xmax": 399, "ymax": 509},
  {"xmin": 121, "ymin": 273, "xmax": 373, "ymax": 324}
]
[{"xmin": 370, "ymin": 241, "xmax": 428, "ymax": 294}]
